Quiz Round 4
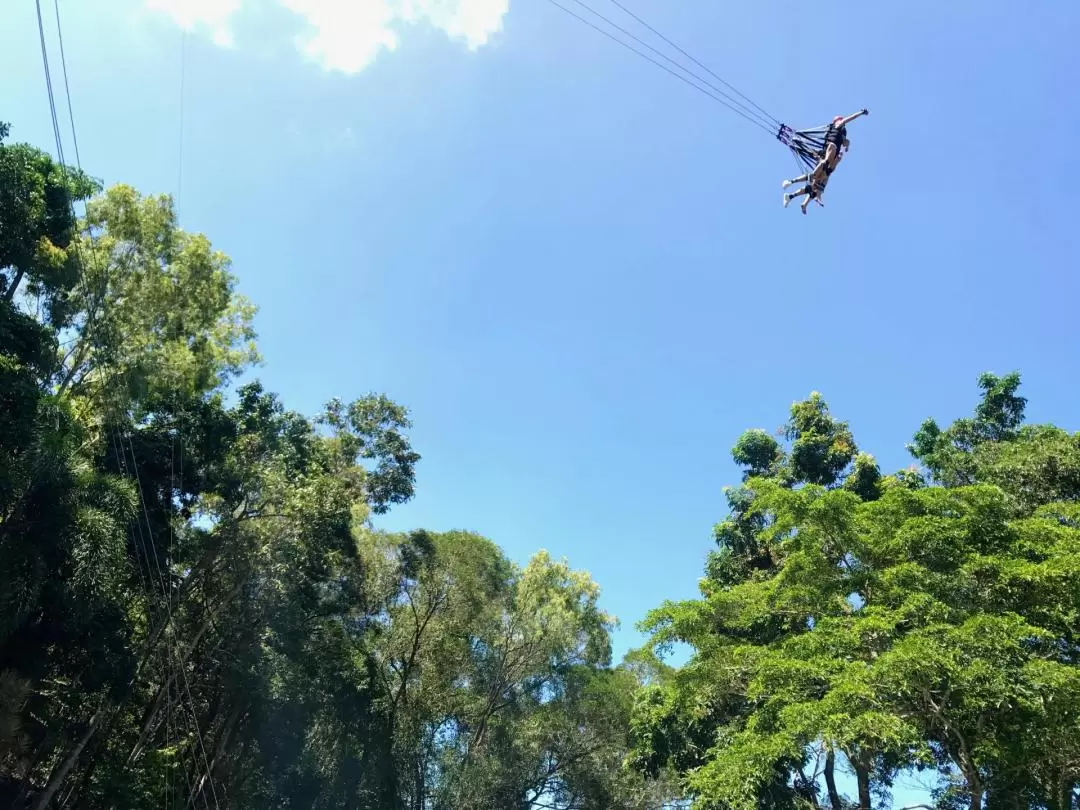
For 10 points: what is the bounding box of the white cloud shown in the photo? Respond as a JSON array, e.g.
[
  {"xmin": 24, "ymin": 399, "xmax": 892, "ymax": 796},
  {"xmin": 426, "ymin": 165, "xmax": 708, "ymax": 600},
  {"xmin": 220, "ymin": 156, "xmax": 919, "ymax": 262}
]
[
  {"xmin": 398, "ymin": 0, "xmax": 509, "ymax": 50},
  {"xmin": 145, "ymin": 0, "xmax": 508, "ymax": 73},
  {"xmin": 279, "ymin": 0, "xmax": 402, "ymax": 74},
  {"xmin": 145, "ymin": 0, "xmax": 242, "ymax": 47}
]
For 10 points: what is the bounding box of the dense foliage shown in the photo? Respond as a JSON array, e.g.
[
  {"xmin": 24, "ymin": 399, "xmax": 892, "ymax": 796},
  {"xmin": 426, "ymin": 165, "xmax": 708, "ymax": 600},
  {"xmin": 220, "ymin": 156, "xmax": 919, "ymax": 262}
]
[
  {"xmin": 0, "ymin": 122, "xmax": 676, "ymax": 810},
  {"xmin": 629, "ymin": 378, "xmax": 1080, "ymax": 810},
  {"xmin": 3, "ymin": 118, "xmax": 1078, "ymax": 810}
]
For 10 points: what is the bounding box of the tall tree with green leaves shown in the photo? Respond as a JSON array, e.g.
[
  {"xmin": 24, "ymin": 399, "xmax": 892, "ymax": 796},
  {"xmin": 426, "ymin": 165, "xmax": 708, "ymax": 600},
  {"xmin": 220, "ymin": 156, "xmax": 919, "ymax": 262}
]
[
  {"xmin": 3, "ymin": 121, "xmax": 669, "ymax": 810},
  {"xmin": 630, "ymin": 376, "xmax": 1080, "ymax": 810},
  {"xmin": 357, "ymin": 527, "xmax": 640, "ymax": 810},
  {"xmin": 0, "ymin": 121, "xmax": 97, "ymax": 318}
]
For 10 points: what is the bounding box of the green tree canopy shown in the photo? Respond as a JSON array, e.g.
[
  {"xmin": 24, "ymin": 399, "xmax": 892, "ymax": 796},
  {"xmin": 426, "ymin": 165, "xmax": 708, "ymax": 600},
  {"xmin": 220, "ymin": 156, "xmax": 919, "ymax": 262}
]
[
  {"xmin": 630, "ymin": 376, "xmax": 1080, "ymax": 810},
  {"xmin": 0, "ymin": 122, "xmax": 674, "ymax": 810}
]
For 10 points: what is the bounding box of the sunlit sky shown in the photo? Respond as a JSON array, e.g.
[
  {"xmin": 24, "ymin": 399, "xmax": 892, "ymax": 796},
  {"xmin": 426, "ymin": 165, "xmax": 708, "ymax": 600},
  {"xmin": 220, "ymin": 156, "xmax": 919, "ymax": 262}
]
[{"xmin": 4, "ymin": 0, "xmax": 1079, "ymax": 801}]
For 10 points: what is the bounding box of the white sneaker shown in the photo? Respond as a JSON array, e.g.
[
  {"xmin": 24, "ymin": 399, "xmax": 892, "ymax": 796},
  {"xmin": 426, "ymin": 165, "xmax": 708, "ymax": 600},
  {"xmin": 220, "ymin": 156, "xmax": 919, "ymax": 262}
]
[
  {"xmin": 781, "ymin": 179, "xmax": 793, "ymax": 189},
  {"xmin": 783, "ymin": 194, "xmax": 791, "ymax": 208}
]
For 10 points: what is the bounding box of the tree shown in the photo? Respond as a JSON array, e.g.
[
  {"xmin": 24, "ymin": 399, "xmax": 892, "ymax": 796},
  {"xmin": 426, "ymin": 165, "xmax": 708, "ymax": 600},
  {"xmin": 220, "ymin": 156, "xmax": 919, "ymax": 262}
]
[
  {"xmin": 55, "ymin": 183, "xmax": 258, "ymax": 404},
  {"xmin": 1, "ymin": 125, "xmax": 417, "ymax": 807},
  {"xmin": 0, "ymin": 121, "xmax": 98, "ymax": 319},
  {"xmin": 359, "ymin": 529, "xmax": 632, "ymax": 810},
  {"xmin": 2, "ymin": 121, "xmax": 668, "ymax": 810},
  {"xmin": 631, "ymin": 376, "xmax": 1080, "ymax": 810}
]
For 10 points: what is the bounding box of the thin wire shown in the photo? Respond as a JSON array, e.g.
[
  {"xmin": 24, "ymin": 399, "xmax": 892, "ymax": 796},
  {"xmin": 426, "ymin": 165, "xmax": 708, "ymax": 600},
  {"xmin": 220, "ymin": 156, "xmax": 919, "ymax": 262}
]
[
  {"xmin": 37, "ymin": 25, "xmax": 170, "ymax": 810},
  {"xmin": 158, "ymin": 26, "xmax": 222, "ymax": 810},
  {"xmin": 38, "ymin": 4, "xmax": 222, "ymax": 807},
  {"xmin": 178, "ymin": 29, "xmax": 186, "ymax": 202},
  {"xmin": 38, "ymin": 0, "xmax": 108, "ymax": 362},
  {"xmin": 542, "ymin": 0, "xmax": 775, "ymax": 136},
  {"xmin": 43, "ymin": 10, "xmax": 177, "ymax": 756},
  {"xmin": 111, "ymin": 416, "xmax": 181, "ymax": 802},
  {"xmin": 121, "ymin": 429, "xmax": 222, "ymax": 810},
  {"xmin": 52, "ymin": 0, "xmax": 82, "ymax": 168},
  {"xmin": 170, "ymin": 28, "xmax": 186, "ymax": 808},
  {"xmin": 168, "ymin": 397, "xmax": 177, "ymax": 810},
  {"xmin": 165, "ymin": 649, "xmax": 171, "ymax": 810},
  {"xmin": 545, "ymin": 0, "xmax": 774, "ymax": 135},
  {"xmin": 605, "ymin": 0, "xmax": 781, "ymax": 126},
  {"xmin": 563, "ymin": 0, "xmax": 775, "ymax": 130},
  {"xmin": 171, "ymin": 664, "xmax": 210, "ymax": 810},
  {"xmin": 36, "ymin": 0, "xmax": 103, "ymax": 396},
  {"xmin": 170, "ymin": 28, "xmax": 194, "ymax": 807},
  {"xmin": 35, "ymin": 1, "xmax": 66, "ymax": 168},
  {"xmin": 176, "ymin": 660, "xmax": 218, "ymax": 810}
]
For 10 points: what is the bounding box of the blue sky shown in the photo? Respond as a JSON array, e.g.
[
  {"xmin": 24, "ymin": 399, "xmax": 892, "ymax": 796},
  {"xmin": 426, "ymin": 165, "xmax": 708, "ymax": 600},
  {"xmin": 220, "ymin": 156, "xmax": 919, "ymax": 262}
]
[{"xmin": 4, "ymin": 0, "xmax": 1079, "ymax": 803}]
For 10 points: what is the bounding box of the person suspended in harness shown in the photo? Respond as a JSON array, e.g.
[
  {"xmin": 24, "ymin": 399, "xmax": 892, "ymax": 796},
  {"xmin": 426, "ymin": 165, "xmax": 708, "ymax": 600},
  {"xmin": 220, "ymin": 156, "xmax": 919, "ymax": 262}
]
[
  {"xmin": 775, "ymin": 108, "xmax": 868, "ymax": 213},
  {"xmin": 781, "ymin": 161, "xmax": 833, "ymax": 214},
  {"xmin": 815, "ymin": 109, "xmax": 868, "ymax": 176},
  {"xmin": 781, "ymin": 140, "xmax": 849, "ymax": 214}
]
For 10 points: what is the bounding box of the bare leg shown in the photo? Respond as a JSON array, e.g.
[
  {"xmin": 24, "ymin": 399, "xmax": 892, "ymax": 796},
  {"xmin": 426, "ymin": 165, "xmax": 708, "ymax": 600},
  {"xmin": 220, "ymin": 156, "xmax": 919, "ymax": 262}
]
[
  {"xmin": 782, "ymin": 172, "xmax": 810, "ymax": 188},
  {"xmin": 787, "ymin": 184, "xmax": 824, "ymax": 214},
  {"xmin": 784, "ymin": 185, "xmax": 814, "ymax": 210},
  {"xmin": 812, "ymin": 142, "xmax": 838, "ymax": 176}
]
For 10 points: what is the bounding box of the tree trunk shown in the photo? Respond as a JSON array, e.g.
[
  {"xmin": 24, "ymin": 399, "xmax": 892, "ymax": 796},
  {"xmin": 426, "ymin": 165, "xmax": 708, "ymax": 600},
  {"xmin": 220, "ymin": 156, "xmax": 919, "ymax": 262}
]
[
  {"xmin": 854, "ymin": 758, "xmax": 872, "ymax": 810},
  {"xmin": 185, "ymin": 694, "xmax": 247, "ymax": 808},
  {"xmin": 13, "ymin": 733, "xmax": 57, "ymax": 808},
  {"xmin": 413, "ymin": 757, "xmax": 424, "ymax": 810},
  {"xmin": 128, "ymin": 580, "xmax": 240, "ymax": 764},
  {"xmin": 32, "ymin": 705, "xmax": 108, "ymax": 810},
  {"xmin": 59, "ymin": 726, "xmax": 108, "ymax": 809},
  {"xmin": 127, "ymin": 669, "xmax": 176, "ymax": 764},
  {"xmin": 824, "ymin": 748, "xmax": 843, "ymax": 810},
  {"xmin": 3, "ymin": 267, "xmax": 25, "ymax": 301},
  {"xmin": 958, "ymin": 761, "xmax": 983, "ymax": 810},
  {"xmin": 206, "ymin": 700, "xmax": 244, "ymax": 782}
]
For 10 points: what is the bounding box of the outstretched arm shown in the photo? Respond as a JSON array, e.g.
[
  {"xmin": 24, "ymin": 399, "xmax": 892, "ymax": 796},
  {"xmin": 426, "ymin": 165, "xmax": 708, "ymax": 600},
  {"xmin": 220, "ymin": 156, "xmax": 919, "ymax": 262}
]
[{"xmin": 840, "ymin": 108, "xmax": 869, "ymax": 127}]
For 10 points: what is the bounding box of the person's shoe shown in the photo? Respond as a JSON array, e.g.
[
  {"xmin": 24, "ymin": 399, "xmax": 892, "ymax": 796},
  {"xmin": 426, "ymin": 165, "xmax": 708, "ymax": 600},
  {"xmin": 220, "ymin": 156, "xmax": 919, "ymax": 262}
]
[
  {"xmin": 783, "ymin": 193, "xmax": 791, "ymax": 208},
  {"xmin": 782, "ymin": 179, "xmax": 793, "ymax": 189}
]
